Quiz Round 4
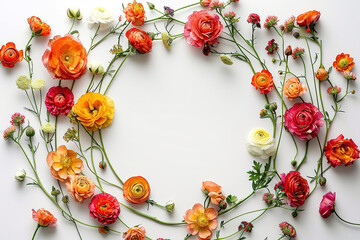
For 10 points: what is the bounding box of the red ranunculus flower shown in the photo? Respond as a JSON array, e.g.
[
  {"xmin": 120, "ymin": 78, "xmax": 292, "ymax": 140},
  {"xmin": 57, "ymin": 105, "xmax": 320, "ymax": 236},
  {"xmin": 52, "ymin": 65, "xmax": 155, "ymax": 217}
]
[
  {"xmin": 324, "ymin": 134, "xmax": 359, "ymax": 167},
  {"xmin": 284, "ymin": 102, "xmax": 324, "ymax": 140},
  {"xmin": 126, "ymin": 28, "xmax": 152, "ymax": 54},
  {"xmin": 184, "ymin": 10, "xmax": 223, "ymax": 48},
  {"xmin": 89, "ymin": 193, "xmax": 120, "ymax": 224},
  {"xmin": 283, "ymin": 171, "xmax": 309, "ymax": 207},
  {"xmin": 0, "ymin": 42, "xmax": 23, "ymax": 68},
  {"xmin": 45, "ymin": 86, "xmax": 74, "ymax": 116},
  {"xmin": 319, "ymin": 191, "xmax": 336, "ymax": 219}
]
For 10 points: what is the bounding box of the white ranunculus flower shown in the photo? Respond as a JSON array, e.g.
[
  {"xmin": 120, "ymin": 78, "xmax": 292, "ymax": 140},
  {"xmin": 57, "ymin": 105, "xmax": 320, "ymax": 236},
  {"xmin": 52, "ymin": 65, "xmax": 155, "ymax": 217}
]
[
  {"xmin": 246, "ymin": 128, "xmax": 276, "ymax": 160},
  {"xmin": 88, "ymin": 7, "xmax": 115, "ymax": 31}
]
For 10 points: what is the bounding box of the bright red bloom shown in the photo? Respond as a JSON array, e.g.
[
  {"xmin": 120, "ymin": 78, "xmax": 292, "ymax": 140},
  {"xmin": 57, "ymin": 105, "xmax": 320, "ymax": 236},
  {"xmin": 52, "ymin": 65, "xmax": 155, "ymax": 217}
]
[
  {"xmin": 27, "ymin": 16, "xmax": 51, "ymax": 36},
  {"xmin": 45, "ymin": 86, "xmax": 74, "ymax": 116},
  {"xmin": 296, "ymin": 10, "xmax": 320, "ymax": 33},
  {"xmin": 324, "ymin": 134, "xmax": 359, "ymax": 167},
  {"xmin": 247, "ymin": 13, "xmax": 260, "ymax": 24},
  {"xmin": 319, "ymin": 192, "xmax": 336, "ymax": 218},
  {"xmin": 32, "ymin": 208, "xmax": 57, "ymax": 227},
  {"xmin": 283, "ymin": 171, "xmax": 309, "ymax": 207},
  {"xmin": 89, "ymin": 193, "xmax": 120, "ymax": 224},
  {"xmin": 0, "ymin": 42, "xmax": 23, "ymax": 68},
  {"xmin": 126, "ymin": 28, "xmax": 152, "ymax": 54}
]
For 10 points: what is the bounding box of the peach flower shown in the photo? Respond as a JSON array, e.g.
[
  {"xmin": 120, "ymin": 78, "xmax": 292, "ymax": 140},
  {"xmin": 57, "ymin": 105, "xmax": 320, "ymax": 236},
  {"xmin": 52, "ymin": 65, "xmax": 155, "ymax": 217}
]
[
  {"xmin": 32, "ymin": 208, "xmax": 57, "ymax": 227},
  {"xmin": 123, "ymin": 226, "xmax": 146, "ymax": 240},
  {"xmin": 283, "ymin": 77, "xmax": 307, "ymax": 100},
  {"xmin": 123, "ymin": 176, "xmax": 150, "ymax": 204},
  {"xmin": 201, "ymin": 181, "xmax": 225, "ymax": 205},
  {"xmin": 42, "ymin": 34, "xmax": 87, "ymax": 80},
  {"xmin": 184, "ymin": 203, "xmax": 218, "ymax": 240},
  {"xmin": 123, "ymin": 0, "xmax": 145, "ymax": 26},
  {"xmin": 46, "ymin": 145, "xmax": 83, "ymax": 181},
  {"xmin": 66, "ymin": 175, "xmax": 95, "ymax": 203}
]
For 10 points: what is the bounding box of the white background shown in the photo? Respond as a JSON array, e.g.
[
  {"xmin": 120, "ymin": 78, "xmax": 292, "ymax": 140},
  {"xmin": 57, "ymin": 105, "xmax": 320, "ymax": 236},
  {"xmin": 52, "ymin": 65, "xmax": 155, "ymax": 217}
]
[{"xmin": 1, "ymin": 0, "xmax": 360, "ymax": 239}]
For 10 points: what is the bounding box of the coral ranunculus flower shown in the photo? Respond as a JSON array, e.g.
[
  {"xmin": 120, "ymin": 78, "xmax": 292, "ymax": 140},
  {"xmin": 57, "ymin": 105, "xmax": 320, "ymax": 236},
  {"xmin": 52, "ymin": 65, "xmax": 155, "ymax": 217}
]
[
  {"xmin": 184, "ymin": 203, "xmax": 218, "ymax": 240},
  {"xmin": 0, "ymin": 42, "xmax": 23, "ymax": 68},
  {"xmin": 42, "ymin": 34, "xmax": 87, "ymax": 80},
  {"xmin": 296, "ymin": 10, "xmax": 320, "ymax": 33},
  {"xmin": 251, "ymin": 70, "xmax": 274, "ymax": 94},
  {"xmin": 283, "ymin": 171, "xmax": 309, "ymax": 207},
  {"xmin": 126, "ymin": 28, "xmax": 153, "ymax": 54},
  {"xmin": 184, "ymin": 10, "xmax": 223, "ymax": 48},
  {"xmin": 333, "ymin": 53, "xmax": 355, "ymax": 72},
  {"xmin": 283, "ymin": 77, "xmax": 307, "ymax": 100},
  {"xmin": 45, "ymin": 86, "xmax": 74, "ymax": 116},
  {"xmin": 27, "ymin": 16, "xmax": 51, "ymax": 36},
  {"xmin": 32, "ymin": 208, "xmax": 57, "ymax": 227},
  {"xmin": 89, "ymin": 193, "xmax": 120, "ymax": 224},
  {"xmin": 46, "ymin": 145, "xmax": 83, "ymax": 181},
  {"xmin": 66, "ymin": 175, "xmax": 95, "ymax": 203},
  {"xmin": 202, "ymin": 181, "xmax": 225, "ymax": 205},
  {"xmin": 324, "ymin": 134, "xmax": 359, "ymax": 167},
  {"xmin": 72, "ymin": 92, "xmax": 115, "ymax": 131},
  {"xmin": 284, "ymin": 102, "xmax": 324, "ymax": 140},
  {"xmin": 124, "ymin": 0, "xmax": 145, "ymax": 26},
  {"xmin": 123, "ymin": 176, "xmax": 150, "ymax": 204},
  {"xmin": 319, "ymin": 192, "xmax": 336, "ymax": 219},
  {"xmin": 123, "ymin": 226, "xmax": 146, "ymax": 240}
]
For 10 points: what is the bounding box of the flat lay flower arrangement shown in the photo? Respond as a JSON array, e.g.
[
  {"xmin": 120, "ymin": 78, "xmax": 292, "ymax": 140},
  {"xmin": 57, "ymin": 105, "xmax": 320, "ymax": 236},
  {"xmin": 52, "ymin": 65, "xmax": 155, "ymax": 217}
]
[{"xmin": 1, "ymin": 0, "xmax": 359, "ymax": 239}]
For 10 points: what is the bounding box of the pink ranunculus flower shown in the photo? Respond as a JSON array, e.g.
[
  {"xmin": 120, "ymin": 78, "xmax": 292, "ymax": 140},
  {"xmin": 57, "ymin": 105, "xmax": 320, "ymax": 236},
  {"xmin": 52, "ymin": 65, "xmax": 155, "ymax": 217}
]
[
  {"xmin": 284, "ymin": 102, "xmax": 324, "ymax": 140},
  {"xmin": 319, "ymin": 191, "xmax": 336, "ymax": 218},
  {"xmin": 45, "ymin": 86, "xmax": 74, "ymax": 116},
  {"xmin": 184, "ymin": 10, "xmax": 223, "ymax": 48}
]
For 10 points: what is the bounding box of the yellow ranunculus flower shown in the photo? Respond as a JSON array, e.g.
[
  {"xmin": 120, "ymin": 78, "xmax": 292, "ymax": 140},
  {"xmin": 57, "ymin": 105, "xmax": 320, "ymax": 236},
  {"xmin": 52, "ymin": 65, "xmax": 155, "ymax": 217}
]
[
  {"xmin": 246, "ymin": 128, "xmax": 276, "ymax": 160},
  {"xmin": 72, "ymin": 92, "xmax": 114, "ymax": 131}
]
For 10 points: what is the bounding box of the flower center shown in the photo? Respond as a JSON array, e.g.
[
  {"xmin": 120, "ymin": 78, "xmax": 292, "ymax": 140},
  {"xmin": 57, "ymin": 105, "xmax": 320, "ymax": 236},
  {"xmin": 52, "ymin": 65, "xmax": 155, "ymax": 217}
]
[
  {"xmin": 60, "ymin": 156, "xmax": 72, "ymax": 168},
  {"xmin": 100, "ymin": 203, "xmax": 109, "ymax": 210},
  {"xmin": 131, "ymin": 183, "xmax": 145, "ymax": 198},
  {"xmin": 339, "ymin": 59, "xmax": 348, "ymax": 68},
  {"xmin": 4, "ymin": 48, "xmax": 17, "ymax": 61},
  {"xmin": 196, "ymin": 213, "xmax": 209, "ymax": 227},
  {"xmin": 54, "ymin": 93, "xmax": 66, "ymax": 107},
  {"xmin": 65, "ymin": 56, "xmax": 70, "ymax": 61}
]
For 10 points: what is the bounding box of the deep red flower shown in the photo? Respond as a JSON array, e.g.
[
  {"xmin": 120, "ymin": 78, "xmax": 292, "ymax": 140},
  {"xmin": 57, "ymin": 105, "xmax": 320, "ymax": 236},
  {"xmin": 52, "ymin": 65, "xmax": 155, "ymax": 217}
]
[
  {"xmin": 45, "ymin": 86, "xmax": 74, "ymax": 116},
  {"xmin": 283, "ymin": 171, "xmax": 309, "ymax": 207},
  {"xmin": 247, "ymin": 13, "xmax": 260, "ymax": 28},
  {"xmin": 0, "ymin": 42, "xmax": 23, "ymax": 68},
  {"xmin": 89, "ymin": 193, "xmax": 120, "ymax": 225}
]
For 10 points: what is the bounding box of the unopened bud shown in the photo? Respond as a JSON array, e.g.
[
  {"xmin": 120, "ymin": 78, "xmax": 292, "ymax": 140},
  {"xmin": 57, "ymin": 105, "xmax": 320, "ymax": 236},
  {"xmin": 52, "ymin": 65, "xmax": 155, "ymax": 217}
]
[
  {"xmin": 269, "ymin": 103, "xmax": 277, "ymax": 111},
  {"xmin": 62, "ymin": 195, "xmax": 69, "ymax": 203},
  {"xmin": 264, "ymin": 103, "xmax": 270, "ymax": 109},
  {"xmin": 219, "ymin": 200, "xmax": 227, "ymax": 210},
  {"xmin": 26, "ymin": 127, "xmax": 35, "ymax": 137},
  {"xmin": 147, "ymin": 2, "xmax": 155, "ymax": 10},
  {"xmin": 147, "ymin": 32, "xmax": 156, "ymax": 40},
  {"xmin": 99, "ymin": 160, "xmax": 106, "ymax": 169},
  {"xmin": 15, "ymin": 169, "xmax": 26, "ymax": 182},
  {"xmin": 272, "ymin": 58, "xmax": 276, "ymax": 63},
  {"xmin": 67, "ymin": 8, "xmax": 82, "ymax": 20},
  {"xmin": 291, "ymin": 160, "xmax": 297, "ymax": 167},
  {"xmin": 220, "ymin": 55, "xmax": 233, "ymax": 65},
  {"xmin": 165, "ymin": 200, "xmax": 175, "ymax": 212},
  {"xmin": 319, "ymin": 177, "xmax": 326, "ymax": 186},
  {"xmin": 88, "ymin": 62, "xmax": 104, "ymax": 75},
  {"xmin": 351, "ymin": 89, "xmax": 355, "ymax": 94},
  {"xmin": 292, "ymin": 210, "xmax": 298, "ymax": 218},
  {"xmin": 293, "ymin": 32, "xmax": 300, "ymax": 38},
  {"xmin": 316, "ymin": 68, "xmax": 329, "ymax": 81},
  {"xmin": 278, "ymin": 70, "xmax": 283, "ymax": 75},
  {"xmin": 260, "ymin": 109, "xmax": 268, "ymax": 117}
]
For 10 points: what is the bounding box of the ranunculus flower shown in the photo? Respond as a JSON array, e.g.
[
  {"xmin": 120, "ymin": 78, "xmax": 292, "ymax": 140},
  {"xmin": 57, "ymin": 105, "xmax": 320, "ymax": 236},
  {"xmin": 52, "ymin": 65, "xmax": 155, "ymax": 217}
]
[
  {"xmin": 319, "ymin": 191, "xmax": 336, "ymax": 219},
  {"xmin": 88, "ymin": 7, "xmax": 116, "ymax": 31},
  {"xmin": 202, "ymin": 181, "xmax": 225, "ymax": 205},
  {"xmin": 27, "ymin": 16, "xmax": 51, "ymax": 36},
  {"xmin": 124, "ymin": 1, "xmax": 145, "ymax": 26},
  {"xmin": 324, "ymin": 134, "xmax": 359, "ymax": 167},
  {"xmin": 284, "ymin": 102, "xmax": 324, "ymax": 140},
  {"xmin": 283, "ymin": 171, "xmax": 309, "ymax": 207},
  {"xmin": 42, "ymin": 34, "xmax": 87, "ymax": 80},
  {"xmin": 279, "ymin": 221, "xmax": 296, "ymax": 237},
  {"xmin": 296, "ymin": 10, "xmax": 320, "ymax": 33},
  {"xmin": 66, "ymin": 175, "xmax": 95, "ymax": 203},
  {"xmin": 72, "ymin": 92, "xmax": 115, "ymax": 131},
  {"xmin": 89, "ymin": 193, "xmax": 120, "ymax": 224},
  {"xmin": 184, "ymin": 203, "xmax": 218, "ymax": 240},
  {"xmin": 246, "ymin": 128, "xmax": 276, "ymax": 159},
  {"xmin": 251, "ymin": 70, "xmax": 274, "ymax": 94},
  {"xmin": 123, "ymin": 176, "xmax": 150, "ymax": 204},
  {"xmin": 333, "ymin": 53, "xmax": 355, "ymax": 72},
  {"xmin": 283, "ymin": 77, "xmax": 307, "ymax": 100},
  {"xmin": 316, "ymin": 68, "xmax": 329, "ymax": 81},
  {"xmin": 123, "ymin": 226, "xmax": 146, "ymax": 240},
  {"xmin": 46, "ymin": 145, "xmax": 83, "ymax": 181},
  {"xmin": 184, "ymin": 10, "xmax": 223, "ymax": 48},
  {"xmin": 45, "ymin": 86, "xmax": 74, "ymax": 116},
  {"xmin": 126, "ymin": 28, "xmax": 152, "ymax": 54},
  {"xmin": 32, "ymin": 208, "xmax": 57, "ymax": 227},
  {"xmin": 0, "ymin": 42, "xmax": 23, "ymax": 68},
  {"xmin": 41, "ymin": 122, "xmax": 55, "ymax": 133}
]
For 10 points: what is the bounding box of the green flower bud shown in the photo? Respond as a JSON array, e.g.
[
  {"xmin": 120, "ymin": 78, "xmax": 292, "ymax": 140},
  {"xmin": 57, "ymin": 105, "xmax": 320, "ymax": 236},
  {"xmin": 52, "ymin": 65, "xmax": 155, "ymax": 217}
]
[
  {"xmin": 26, "ymin": 127, "xmax": 35, "ymax": 137},
  {"xmin": 293, "ymin": 32, "xmax": 300, "ymax": 38},
  {"xmin": 15, "ymin": 169, "xmax": 26, "ymax": 182},
  {"xmin": 269, "ymin": 103, "xmax": 277, "ymax": 111},
  {"xmin": 165, "ymin": 200, "xmax": 175, "ymax": 212},
  {"xmin": 88, "ymin": 62, "xmax": 104, "ymax": 75},
  {"xmin": 62, "ymin": 195, "xmax": 69, "ymax": 203},
  {"xmin": 220, "ymin": 55, "xmax": 233, "ymax": 65},
  {"xmin": 147, "ymin": 2, "xmax": 155, "ymax": 10},
  {"xmin": 67, "ymin": 8, "xmax": 82, "ymax": 20},
  {"xmin": 219, "ymin": 200, "xmax": 227, "ymax": 210},
  {"xmin": 319, "ymin": 177, "xmax": 326, "ymax": 186}
]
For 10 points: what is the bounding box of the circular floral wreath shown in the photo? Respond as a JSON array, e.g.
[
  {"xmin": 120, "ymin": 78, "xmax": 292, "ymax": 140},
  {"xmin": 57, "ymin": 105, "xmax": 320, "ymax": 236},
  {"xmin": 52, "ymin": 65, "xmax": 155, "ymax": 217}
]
[{"xmin": 2, "ymin": 1, "xmax": 359, "ymax": 240}]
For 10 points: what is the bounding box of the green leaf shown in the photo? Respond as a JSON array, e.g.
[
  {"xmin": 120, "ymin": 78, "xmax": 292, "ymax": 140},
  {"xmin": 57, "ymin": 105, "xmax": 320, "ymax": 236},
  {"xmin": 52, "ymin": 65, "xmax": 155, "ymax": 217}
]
[{"xmin": 226, "ymin": 194, "xmax": 238, "ymax": 204}]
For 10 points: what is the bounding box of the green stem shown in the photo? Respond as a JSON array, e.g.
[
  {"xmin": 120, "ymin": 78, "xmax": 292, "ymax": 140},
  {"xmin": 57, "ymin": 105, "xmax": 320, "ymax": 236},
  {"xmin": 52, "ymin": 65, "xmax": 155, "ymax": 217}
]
[
  {"xmin": 25, "ymin": 33, "xmax": 35, "ymax": 79},
  {"xmin": 214, "ymin": 230, "xmax": 241, "ymax": 240},
  {"xmin": 296, "ymin": 140, "xmax": 310, "ymax": 171},
  {"xmin": 31, "ymin": 224, "xmax": 40, "ymax": 240},
  {"xmin": 86, "ymin": 75, "xmax": 96, "ymax": 93},
  {"xmin": 222, "ymin": 206, "xmax": 275, "ymax": 226},
  {"xmin": 68, "ymin": 18, "xmax": 76, "ymax": 34},
  {"xmin": 91, "ymin": 132, "xmax": 103, "ymax": 192},
  {"xmin": 300, "ymin": 56, "xmax": 314, "ymax": 104},
  {"xmin": 54, "ymin": 116, "xmax": 58, "ymax": 150},
  {"xmin": 219, "ymin": 191, "xmax": 255, "ymax": 215},
  {"xmin": 334, "ymin": 210, "xmax": 360, "ymax": 226},
  {"xmin": 87, "ymin": 25, "xmax": 100, "ymax": 54}
]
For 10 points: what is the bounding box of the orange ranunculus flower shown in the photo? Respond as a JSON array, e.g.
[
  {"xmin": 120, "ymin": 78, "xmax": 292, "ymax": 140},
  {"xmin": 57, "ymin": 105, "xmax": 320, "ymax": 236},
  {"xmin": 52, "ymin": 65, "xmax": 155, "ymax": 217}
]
[
  {"xmin": 46, "ymin": 145, "xmax": 83, "ymax": 181},
  {"xmin": 0, "ymin": 42, "xmax": 23, "ymax": 68},
  {"xmin": 333, "ymin": 53, "xmax": 355, "ymax": 72},
  {"xmin": 296, "ymin": 10, "xmax": 320, "ymax": 33},
  {"xmin": 316, "ymin": 68, "xmax": 329, "ymax": 81},
  {"xmin": 42, "ymin": 34, "xmax": 87, "ymax": 80},
  {"xmin": 72, "ymin": 92, "xmax": 115, "ymax": 131},
  {"xmin": 126, "ymin": 28, "xmax": 152, "ymax": 54},
  {"xmin": 201, "ymin": 181, "xmax": 225, "ymax": 205},
  {"xmin": 324, "ymin": 134, "xmax": 359, "ymax": 167},
  {"xmin": 123, "ymin": 0, "xmax": 145, "ymax": 26},
  {"xmin": 123, "ymin": 176, "xmax": 150, "ymax": 204},
  {"xmin": 251, "ymin": 69, "xmax": 274, "ymax": 94},
  {"xmin": 32, "ymin": 208, "xmax": 57, "ymax": 227},
  {"xmin": 66, "ymin": 175, "xmax": 95, "ymax": 203},
  {"xmin": 184, "ymin": 203, "xmax": 218, "ymax": 240},
  {"xmin": 283, "ymin": 77, "xmax": 307, "ymax": 100},
  {"xmin": 27, "ymin": 16, "xmax": 51, "ymax": 36},
  {"xmin": 123, "ymin": 226, "xmax": 146, "ymax": 240}
]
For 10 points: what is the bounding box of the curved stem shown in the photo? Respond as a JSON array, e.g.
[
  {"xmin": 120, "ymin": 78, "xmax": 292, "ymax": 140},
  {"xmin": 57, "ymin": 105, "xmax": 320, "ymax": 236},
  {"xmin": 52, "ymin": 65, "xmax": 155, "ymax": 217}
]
[
  {"xmin": 296, "ymin": 140, "xmax": 310, "ymax": 171},
  {"xmin": 219, "ymin": 191, "xmax": 255, "ymax": 215},
  {"xmin": 334, "ymin": 210, "xmax": 360, "ymax": 226},
  {"xmin": 24, "ymin": 33, "xmax": 35, "ymax": 79},
  {"xmin": 68, "ymin": 18, "xmax": 76, "ymax": 34},
  {"xmin": 31, "ymin": 224, "xmax": 40, "ymax": 240}
]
